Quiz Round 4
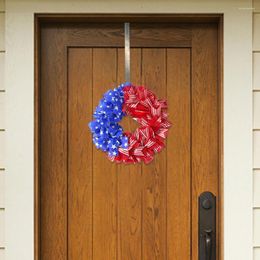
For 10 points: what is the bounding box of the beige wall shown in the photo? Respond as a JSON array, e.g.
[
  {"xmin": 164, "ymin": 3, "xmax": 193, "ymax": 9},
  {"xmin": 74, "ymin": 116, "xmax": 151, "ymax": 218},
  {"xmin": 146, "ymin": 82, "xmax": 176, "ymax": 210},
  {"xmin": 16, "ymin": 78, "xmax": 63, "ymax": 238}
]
[
  {"xmin": 253, "ymin": 1, "xmax": 260, "ymax": 259},
  {"xmin": 0, "ymin": 0, "xmax": 5, "ymax": 259}
]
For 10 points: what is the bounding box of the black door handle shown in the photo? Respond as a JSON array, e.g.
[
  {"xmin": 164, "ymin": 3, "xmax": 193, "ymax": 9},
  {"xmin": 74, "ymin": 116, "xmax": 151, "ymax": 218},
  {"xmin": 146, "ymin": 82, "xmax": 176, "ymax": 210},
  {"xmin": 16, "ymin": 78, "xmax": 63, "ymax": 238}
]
[
  {"xmin": 199, "ymin": 192, "xmax": 216, "ymax": 260},
  {"xmin": 205, "ymin": 229, "xmax": 212, "ymax": 260}
]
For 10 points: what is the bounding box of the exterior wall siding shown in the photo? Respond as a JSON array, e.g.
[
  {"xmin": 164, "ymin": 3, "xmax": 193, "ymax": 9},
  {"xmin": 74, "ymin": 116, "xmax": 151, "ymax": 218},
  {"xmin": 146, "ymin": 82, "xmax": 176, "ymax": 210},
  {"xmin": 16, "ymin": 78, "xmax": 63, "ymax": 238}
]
[
  {"xmin": 0, "ymin": 0, "xmax": 5, "ymax": 259},
  {"xmin": 253, "ymin": 1, "xmax": 260, "ymax": 259}
]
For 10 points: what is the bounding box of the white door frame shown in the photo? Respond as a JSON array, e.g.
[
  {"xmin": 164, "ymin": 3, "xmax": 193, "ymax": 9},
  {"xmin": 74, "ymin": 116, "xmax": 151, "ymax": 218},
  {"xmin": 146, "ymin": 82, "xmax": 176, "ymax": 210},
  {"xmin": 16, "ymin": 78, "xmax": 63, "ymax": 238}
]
[{"xmin": 5, "ymin": 0, "xmax": 252, "ymax": 259}]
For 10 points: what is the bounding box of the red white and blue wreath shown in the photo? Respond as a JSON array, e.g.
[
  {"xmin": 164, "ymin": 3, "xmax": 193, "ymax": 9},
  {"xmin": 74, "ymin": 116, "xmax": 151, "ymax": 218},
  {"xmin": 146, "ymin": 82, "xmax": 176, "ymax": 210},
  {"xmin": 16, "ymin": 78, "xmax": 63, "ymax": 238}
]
[{"xmin": 88, "ymin": 82, "xmax": 171, "ymax": 164}]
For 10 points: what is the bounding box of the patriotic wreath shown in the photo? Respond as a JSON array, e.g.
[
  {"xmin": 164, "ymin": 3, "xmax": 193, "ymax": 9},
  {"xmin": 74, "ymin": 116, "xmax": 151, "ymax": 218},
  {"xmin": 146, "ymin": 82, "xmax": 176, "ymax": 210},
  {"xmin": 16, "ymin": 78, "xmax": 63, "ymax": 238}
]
[{"xmin": 89, "ymin": 82, "xmax": 171, "ymax": 164}]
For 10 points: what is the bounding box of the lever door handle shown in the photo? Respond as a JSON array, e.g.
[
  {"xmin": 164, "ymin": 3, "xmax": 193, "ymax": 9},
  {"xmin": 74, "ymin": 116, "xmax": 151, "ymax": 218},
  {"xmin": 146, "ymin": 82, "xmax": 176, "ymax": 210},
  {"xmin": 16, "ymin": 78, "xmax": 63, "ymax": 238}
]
[
  {"xmin": 199, "ymin": 192, "xmax": 216, "ymax": 260},
  {"xmin": 205, "ymin": 229, "xmax": 212, "ymax": 260}
]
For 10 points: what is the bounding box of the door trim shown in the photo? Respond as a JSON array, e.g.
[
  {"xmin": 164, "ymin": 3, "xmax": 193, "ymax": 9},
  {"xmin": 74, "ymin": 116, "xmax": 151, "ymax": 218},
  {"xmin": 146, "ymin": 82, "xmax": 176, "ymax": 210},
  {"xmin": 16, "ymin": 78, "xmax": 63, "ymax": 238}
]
[{"xmin": 34, "ymin": 14, "xmax": 223, "ymax": 260}]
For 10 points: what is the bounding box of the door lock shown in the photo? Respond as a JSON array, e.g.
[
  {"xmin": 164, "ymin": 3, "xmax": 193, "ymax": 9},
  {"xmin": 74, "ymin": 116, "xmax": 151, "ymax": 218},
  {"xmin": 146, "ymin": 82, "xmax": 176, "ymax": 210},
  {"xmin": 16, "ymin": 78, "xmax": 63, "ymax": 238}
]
[{"xmin": 199, "ymin": 192, "xmax": 216, "ymax": 260}]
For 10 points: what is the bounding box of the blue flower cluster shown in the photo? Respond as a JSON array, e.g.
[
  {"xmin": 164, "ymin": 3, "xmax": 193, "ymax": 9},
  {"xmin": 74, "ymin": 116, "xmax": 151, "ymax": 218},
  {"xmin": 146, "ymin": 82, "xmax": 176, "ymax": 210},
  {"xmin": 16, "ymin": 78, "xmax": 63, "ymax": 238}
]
[{"xmin": 89, "ymin": 82, "xmax": 131, "ymax": 157}]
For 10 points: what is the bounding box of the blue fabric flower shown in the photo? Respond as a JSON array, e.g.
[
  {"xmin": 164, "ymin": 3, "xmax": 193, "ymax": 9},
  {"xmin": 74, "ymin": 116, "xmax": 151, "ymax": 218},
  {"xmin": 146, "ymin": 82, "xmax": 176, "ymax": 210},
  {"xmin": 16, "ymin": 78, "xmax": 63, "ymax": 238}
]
[{"xmin": 89, "ymin": 83, "xmax": 130, "ymax": 156}]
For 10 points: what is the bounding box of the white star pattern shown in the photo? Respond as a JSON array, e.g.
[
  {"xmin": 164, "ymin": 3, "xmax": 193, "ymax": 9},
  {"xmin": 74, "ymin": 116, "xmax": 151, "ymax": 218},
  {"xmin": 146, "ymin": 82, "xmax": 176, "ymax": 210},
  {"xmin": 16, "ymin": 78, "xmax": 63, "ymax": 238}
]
[{"xmin": 90, "ymin": 83, "xmax": 151, "ymax": 161}]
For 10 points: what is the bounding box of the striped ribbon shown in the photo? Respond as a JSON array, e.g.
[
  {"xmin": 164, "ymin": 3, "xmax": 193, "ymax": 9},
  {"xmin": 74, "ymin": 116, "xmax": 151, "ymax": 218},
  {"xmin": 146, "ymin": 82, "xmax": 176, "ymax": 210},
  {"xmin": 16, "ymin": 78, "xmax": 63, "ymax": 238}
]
[{"xmin": 109, "ymin": 84, "xmax": 171, "ymax": 164}]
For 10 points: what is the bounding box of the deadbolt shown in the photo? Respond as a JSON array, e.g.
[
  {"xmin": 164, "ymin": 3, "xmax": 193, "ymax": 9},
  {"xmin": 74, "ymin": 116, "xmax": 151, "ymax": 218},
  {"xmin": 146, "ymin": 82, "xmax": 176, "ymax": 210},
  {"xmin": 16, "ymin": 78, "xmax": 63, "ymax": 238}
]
[{"xmin": 202, "ymin": 198, "xmax": 212, "ymax": 209}]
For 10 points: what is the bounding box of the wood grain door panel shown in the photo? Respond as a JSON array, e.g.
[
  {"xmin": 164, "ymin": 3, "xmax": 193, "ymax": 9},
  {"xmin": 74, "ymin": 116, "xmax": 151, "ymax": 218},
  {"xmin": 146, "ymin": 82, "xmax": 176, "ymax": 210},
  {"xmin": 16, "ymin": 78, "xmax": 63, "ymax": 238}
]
[{"xmin": 39, "ymin": 21, "xmax": 220, "ymax": 260}]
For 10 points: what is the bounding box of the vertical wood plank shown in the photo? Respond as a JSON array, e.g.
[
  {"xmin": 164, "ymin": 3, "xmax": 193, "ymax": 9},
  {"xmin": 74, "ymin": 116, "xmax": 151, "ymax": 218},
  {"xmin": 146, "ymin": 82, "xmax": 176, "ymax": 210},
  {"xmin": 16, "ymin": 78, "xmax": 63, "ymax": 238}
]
[
  {"xmin": 117, "ymin": 48, "xmax": 142, "ymax": 260},
  {"xmin": 68, "ymin": 48, "xmax": 93, "ymax": 259},
  {"xmin": 141, "ymin": 48, "xmax": 167, "ymax": 260},
  {"xmin": 166, "ymin": 48, "xmax": 191, "ymax": 259},
  {"xmin": 40, "ymin": 28, "xmax": 67, "ymax": 260},
  {"xmin": 191, "ymin": 24, "xmax": 219, "ymax": 260},
  {"xmin": 92, "ymin": 48, "xmax": 118, "ymax": 260}
]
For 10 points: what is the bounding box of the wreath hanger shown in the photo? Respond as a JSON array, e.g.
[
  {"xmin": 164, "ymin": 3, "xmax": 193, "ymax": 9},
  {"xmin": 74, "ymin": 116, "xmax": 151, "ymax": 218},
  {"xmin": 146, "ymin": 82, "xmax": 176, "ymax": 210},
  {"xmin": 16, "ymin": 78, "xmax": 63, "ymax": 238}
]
[
  {"xmin": 88, "ymin": 22, "xmax": 171, "ymax": 164},
  {"xmin": 124, "ymin": 22, "xmax": 131, "ymax": 83}
]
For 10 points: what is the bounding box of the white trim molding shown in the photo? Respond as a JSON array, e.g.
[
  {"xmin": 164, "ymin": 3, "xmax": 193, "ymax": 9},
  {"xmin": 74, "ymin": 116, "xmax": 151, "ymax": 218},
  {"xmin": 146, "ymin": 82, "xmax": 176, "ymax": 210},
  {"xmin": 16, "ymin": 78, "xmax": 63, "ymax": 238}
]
[{"xmin": 5, "ymin": 0, "xmax": 252, "ymax": 259}]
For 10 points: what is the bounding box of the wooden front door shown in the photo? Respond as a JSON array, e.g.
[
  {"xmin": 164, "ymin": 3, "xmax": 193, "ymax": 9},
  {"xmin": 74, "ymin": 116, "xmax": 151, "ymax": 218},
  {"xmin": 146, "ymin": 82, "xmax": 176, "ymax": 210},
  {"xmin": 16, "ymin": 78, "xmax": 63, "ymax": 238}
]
[{"xmin": 37, "ymin": 16, "xmax": 221, "ymax": 260}]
